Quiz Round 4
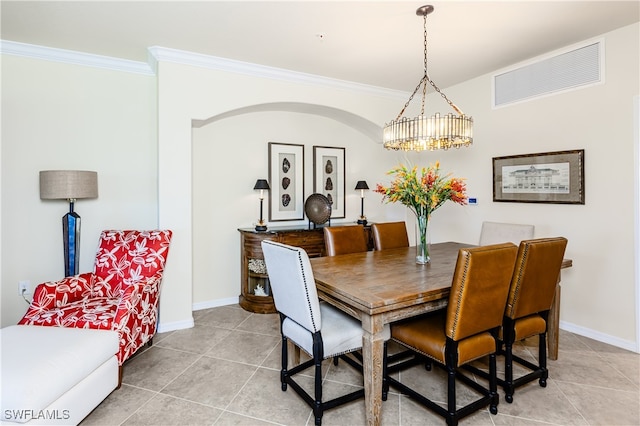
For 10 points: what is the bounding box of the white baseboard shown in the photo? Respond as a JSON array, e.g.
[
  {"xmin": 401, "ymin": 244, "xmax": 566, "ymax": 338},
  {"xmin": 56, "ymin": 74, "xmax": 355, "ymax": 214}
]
[
  {"xmin": 192, "ymin": 297, "xmax": 239, "ymax": 311},
  {"xmin": 157, "ymin": 317, "xmax": 194, "ymax": 334},
  {"xmin": 560, "ymin": 320, "xmax": 639, "ymax": 353},
  {"xmin": 156, "ymin": 297, "xmax": 240, "ymax": 333}
]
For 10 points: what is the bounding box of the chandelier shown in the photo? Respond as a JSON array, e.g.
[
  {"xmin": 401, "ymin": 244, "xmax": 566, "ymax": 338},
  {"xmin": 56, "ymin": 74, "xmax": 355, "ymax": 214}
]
[{"xmin": 383, "ymin": 5, "xmax": 473, "ymax": 152}]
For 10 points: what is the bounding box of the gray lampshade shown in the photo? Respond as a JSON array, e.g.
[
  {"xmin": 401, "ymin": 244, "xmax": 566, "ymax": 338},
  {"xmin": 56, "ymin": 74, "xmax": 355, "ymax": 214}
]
[
  {"xmin": 355, "ymin": 180, "xmax": 369, "ymax": 190},
  {"xmin": 253, "ymin": 179, "xmax": 270, "ymax": 190},
  {"xmin": 40, "ymin": 170, "xmax": 98, "ymax": 200}
]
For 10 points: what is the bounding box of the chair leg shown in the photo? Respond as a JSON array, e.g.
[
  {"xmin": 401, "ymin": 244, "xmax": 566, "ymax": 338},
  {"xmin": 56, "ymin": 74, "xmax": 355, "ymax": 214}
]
[
  {"xmin": 504, "ymin": 339, "xmax": 515, "ymax": 403},
  {"xmin": 489, "ymin": 352, "xmax": 499, "ymax": 415},
  {"xmin": 447, "ymin": 365, "xmax": 457, "ymax": 426},
  {"xmin": 275, "ymin": 321, "xmax": 363, "ymax": 425},
  {"xmin": 312, "ymin": 333, "xmax": 324, "ymax": 426},
  {"xmin": 314, "ymin": 353, "xmax": 323, "ymax": 425},
  {"xmin": 281, "ymin": 335, "xmax": 288, "ymax": 391},
  {"xmin": 538, "ymin": 333, "xmax": 548, "ymax": 387},
  {"xmin": 117, "ymin": 365, "xmax": 123, "ymax": 389}
]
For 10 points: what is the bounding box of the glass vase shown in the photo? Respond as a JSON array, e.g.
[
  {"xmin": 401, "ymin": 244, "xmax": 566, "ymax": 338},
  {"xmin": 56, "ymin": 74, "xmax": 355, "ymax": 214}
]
[{"xmin": 415, "ymin": 214, "xmax": 431, "ymax": 264}]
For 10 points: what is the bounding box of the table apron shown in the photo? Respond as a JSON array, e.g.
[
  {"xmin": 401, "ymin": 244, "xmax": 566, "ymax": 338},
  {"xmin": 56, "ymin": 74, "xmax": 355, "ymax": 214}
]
[{"xmin": 317, "ymin": 289, "xmax": 449, "ymax": 328}]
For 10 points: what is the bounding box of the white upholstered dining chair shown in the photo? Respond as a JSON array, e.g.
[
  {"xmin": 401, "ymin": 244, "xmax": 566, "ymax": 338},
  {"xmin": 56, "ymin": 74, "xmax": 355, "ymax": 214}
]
[
  {"xmin": 261, "ymin": 239, "xmax": 390, "ymax": 425},
  {"xmin": 479, "ymin": 221, "xmax": 535, "ymax": 246}
]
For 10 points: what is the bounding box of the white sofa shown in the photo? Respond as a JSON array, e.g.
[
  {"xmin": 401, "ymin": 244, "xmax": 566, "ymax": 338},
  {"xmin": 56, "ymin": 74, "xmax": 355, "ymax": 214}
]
[{"xmin": 1, "ymin": 325, "xmax": 119, "ymax": 425}]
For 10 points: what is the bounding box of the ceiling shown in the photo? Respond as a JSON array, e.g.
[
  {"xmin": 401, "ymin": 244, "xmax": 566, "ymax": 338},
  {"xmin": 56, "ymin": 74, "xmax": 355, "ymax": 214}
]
[{"xmin": 1, "ymin": 1, "xmax": 639, "ymax": 91}]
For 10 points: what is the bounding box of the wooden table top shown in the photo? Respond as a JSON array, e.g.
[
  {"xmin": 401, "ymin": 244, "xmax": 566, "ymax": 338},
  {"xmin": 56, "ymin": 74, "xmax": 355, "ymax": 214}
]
[
  {"xmin": 310, "ymin": 242, "xmax": 467, "ymax": 316},
  {"xmin": 310, "ymin": 241, "xmax": 573, "ymax": 317}
]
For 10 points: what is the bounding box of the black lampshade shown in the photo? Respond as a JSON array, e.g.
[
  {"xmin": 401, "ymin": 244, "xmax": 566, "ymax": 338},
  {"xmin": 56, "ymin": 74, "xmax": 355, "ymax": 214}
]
[
  {"xmin": 253, "ymin": 179, "xmax": 270, "ymax": 190},
  {"xmin": 355, "ymin": 180, "xmax": 369, "ymax": 190}
]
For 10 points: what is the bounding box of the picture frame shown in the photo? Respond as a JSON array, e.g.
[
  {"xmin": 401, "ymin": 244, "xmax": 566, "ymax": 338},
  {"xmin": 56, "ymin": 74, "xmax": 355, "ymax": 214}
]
[
  {"xmin": 268, "ymin": 142, "xmax": 305, "ymax": 221},
  {"xmin": 493, "ymin": 149, "xmax": 585, "ymax": 204},
  {"xmin": 313, "ymin": 146, "xmax": 346, "ymax": 218}
]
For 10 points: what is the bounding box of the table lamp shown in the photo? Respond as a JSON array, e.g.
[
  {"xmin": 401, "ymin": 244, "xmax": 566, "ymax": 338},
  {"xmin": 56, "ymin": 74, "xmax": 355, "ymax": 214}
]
[
  {"xmin": 40, "ymin": 170, "xmax": 98, "ymax": 276},
  {"xmin": 355, "ymin": 180, "xmax": 369, "ymax": 225},
  {"xmin": 253, "ymin": 179, "xmax": 270, "ymax": 231}
]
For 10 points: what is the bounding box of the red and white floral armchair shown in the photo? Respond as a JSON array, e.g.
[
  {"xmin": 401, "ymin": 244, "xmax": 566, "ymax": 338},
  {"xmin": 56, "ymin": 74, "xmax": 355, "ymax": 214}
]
[{"xmin": 19, "ymin": 229, "xmax": 173, "ymax": 366}]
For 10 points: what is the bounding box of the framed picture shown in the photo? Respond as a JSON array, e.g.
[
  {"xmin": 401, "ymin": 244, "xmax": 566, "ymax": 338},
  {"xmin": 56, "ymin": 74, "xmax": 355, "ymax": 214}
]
[
  {"xmin": 313, "ymin": 146, "xmax": 346, "ymax": 219},
  {"xmin": 493, "ymin": 149, "xmax": 584, "ymax": 204},
  {"xmin": 268, "ymin": 142, "xmax": 305, "ymax": 221}
]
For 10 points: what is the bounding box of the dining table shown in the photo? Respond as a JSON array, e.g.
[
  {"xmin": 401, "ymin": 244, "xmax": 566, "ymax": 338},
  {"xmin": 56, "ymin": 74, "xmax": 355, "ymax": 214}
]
[{"xmin": 309, "ymin": 241, "xmax": 572, "ymax": 426}]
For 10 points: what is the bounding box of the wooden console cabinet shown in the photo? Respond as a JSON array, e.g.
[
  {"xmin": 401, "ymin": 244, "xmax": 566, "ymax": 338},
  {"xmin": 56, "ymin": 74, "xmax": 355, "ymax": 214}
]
[{"xmin": 238, "ymin": 225, "xmax": 372, "ymax": 313}]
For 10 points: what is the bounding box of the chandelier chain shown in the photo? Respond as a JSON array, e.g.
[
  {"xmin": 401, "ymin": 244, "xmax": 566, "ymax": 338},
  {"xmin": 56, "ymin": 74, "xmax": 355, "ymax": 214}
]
[
  {"xmin": 394, "ymin": 76, "xmax": 427, "ymax": 121},
  {"xmin": 420, "ymin": 13, "xmax": 428, "ymax": 115},
  {"xmin": 427, "ymin": 78, "xmax": 463, "ymax": 116},
  {"xmin": 393, "ymin": 11, "xmax": 463, "ymax": 120},
  {"xmin": 422, "ymin": 12, "xmax": 463, "ymax": 116}
]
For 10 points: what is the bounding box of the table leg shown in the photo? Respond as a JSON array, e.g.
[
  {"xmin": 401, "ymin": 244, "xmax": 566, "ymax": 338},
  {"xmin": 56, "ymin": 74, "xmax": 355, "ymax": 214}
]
[
  {"xmin": 361, "ymin": 314, "xmax": 385, "ymax": 426},
  {"xmin": 287, "ymin": 340, "xmax": 300, "ymax": 367},
  {"xmin": 548, "ymin": 282, "xmax": 561, "ymax": 361}
]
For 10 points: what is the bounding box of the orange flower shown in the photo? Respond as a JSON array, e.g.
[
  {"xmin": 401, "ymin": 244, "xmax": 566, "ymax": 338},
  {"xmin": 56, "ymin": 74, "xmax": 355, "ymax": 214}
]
[{"xmin": 374, "ymin": 163, "xmax": 467, "ymax": 217}]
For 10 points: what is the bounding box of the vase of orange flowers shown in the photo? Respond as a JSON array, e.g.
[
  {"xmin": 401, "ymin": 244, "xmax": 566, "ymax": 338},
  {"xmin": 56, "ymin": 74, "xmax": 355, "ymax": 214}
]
[{"xmin": 375, "ymin": 162, "xmax": 468, "ymax": 264}]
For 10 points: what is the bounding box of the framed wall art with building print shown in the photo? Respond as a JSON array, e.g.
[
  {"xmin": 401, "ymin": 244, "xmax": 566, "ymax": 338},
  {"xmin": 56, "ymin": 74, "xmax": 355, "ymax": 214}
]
[
  {"xmin": 313, "ymin": 146, "xmax": 345, "ymax": 218},
  {"xmin": 493, "ymin": 149, "xmax": 585, "ymax": 204},
  {"xmin": 268, "ymin": 142, "xmax": 305, "ymax": 221}
]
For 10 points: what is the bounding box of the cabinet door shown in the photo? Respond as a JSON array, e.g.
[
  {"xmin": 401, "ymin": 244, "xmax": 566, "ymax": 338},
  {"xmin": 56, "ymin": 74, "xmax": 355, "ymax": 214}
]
[
  {"xmin": 240, "ymin": 231, "xmax": 276, "ymax": 313},
  {"xmin": 279, "ymin": 230, "xmax": 325, "ymax": 257}
]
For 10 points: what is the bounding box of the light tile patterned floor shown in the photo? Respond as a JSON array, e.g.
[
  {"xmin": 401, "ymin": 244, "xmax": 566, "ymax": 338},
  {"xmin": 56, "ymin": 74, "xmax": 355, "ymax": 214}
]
[{"xmin": 82, "ymin": 305, "xmax": 640, "ymax": 425}]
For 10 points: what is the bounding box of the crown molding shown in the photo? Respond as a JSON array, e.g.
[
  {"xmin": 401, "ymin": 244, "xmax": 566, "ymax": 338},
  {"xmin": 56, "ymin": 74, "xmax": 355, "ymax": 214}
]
[
  {"xmin": 148, "ymin": 46, "xmax": 408, "ymax": 100},
  {"xmin": 0, "ymin": 40, "xmax": 408, "ymax": 99},
  {"xmin": 0, "ymin": 40, "xmax": 154, "ymax": 75}
]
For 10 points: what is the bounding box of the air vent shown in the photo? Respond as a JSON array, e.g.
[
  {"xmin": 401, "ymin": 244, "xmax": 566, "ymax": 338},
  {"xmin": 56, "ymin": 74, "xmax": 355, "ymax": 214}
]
[{"xmin": 493, "ymin": 41, "xmax": 602, "ymax": 107}]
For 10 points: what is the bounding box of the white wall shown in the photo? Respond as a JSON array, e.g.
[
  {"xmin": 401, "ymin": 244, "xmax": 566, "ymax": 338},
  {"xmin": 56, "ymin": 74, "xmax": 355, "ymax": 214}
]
[
  {"xmin": 154, "ymin": 56, "xmax": 414, "ymax": 330},
  {"xmin": 0, "ymin": 54, "xmax": 158, "ymax": 326},
  {"xmin": 426, "ymin": 24, "xmax": 640, "ymax": 347},
  {"xmin": 192, "ymin": 110, "xmax": 400, "ymax": 306}
]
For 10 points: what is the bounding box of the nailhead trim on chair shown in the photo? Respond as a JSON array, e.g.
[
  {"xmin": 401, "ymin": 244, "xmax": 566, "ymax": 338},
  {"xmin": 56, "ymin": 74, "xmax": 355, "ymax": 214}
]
[
  {"xmin": 506, "ymin": 243, "xmax": 530, "ymax": 317},
  {"xmin": 297, "ymin": 249, "xmax": 318, "ymax": 332},
  {"xmin": 450, "ymin": 251, "xmax": 471, "ymax": 338}
]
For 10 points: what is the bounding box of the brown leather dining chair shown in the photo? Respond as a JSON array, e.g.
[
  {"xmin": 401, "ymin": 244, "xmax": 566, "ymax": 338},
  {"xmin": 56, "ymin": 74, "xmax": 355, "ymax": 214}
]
[
  {"xmin": 383, "ymin": 243, "xmax": 518, "ymax": 426},
  {"xmin": 500, "ymin": 237, "xmax": 568, "ymax": 402},
  {"xmin": 466, "ymin": 237, "xmax": 568, "ymax": 403},
  {"xmin": 323, "ymin": 225, "xmax": 368, "ymax": 256},
  {"xmin": 371, "ymin": 221, "xmax": 409, "ymax": 250}
]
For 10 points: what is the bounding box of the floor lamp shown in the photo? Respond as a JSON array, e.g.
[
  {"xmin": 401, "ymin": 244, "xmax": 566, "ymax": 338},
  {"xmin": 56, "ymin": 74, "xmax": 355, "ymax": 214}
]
[{"xmin": 40, "ymin": 170, "xmax": 98, "ymax": 277}]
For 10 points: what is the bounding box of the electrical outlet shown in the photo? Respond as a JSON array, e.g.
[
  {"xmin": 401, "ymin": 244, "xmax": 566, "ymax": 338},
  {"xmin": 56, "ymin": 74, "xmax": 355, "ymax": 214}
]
[{"xmin": 19, "ymin": 280, "xmax": 31, "ymax": 296}]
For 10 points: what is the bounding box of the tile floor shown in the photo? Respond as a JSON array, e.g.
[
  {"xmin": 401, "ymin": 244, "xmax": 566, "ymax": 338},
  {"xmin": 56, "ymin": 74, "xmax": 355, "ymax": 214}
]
[{"xmin": 82, "ymin": 304, "xmax": 640, "ymax": 425}]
